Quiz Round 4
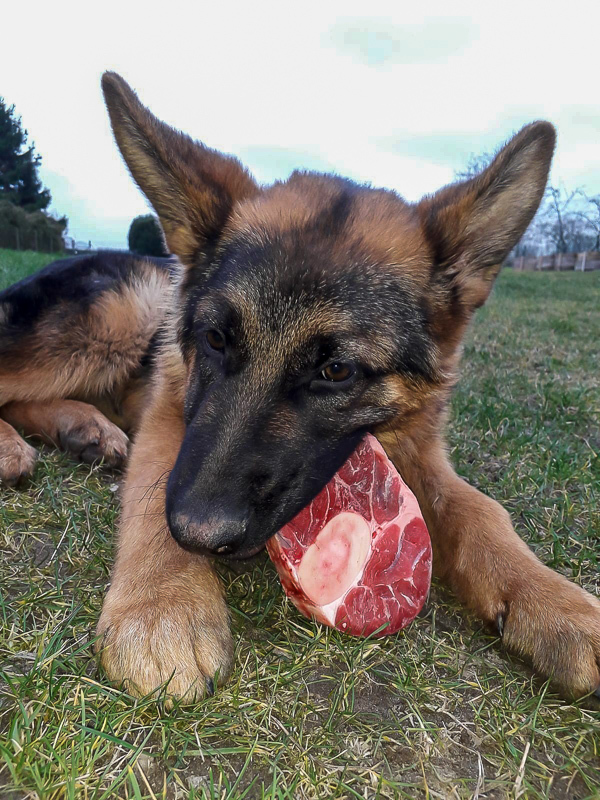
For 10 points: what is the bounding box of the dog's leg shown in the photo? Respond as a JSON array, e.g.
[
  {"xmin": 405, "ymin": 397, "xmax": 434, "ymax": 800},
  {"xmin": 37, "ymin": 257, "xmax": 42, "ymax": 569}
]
[
  {"xmin": 1, "ymin": 399, "xmax": 129, "ymax": 467},
  {"xmin": 0, "ymin": 418, "xmax": 38, "ymax": 485},
  {"xmin": 380, "ymin": 430, "xmax": 600, "ymax": 698},
  {"xmin": 95, "ymin": 379, "xmax": 233, "ymax": 704}
]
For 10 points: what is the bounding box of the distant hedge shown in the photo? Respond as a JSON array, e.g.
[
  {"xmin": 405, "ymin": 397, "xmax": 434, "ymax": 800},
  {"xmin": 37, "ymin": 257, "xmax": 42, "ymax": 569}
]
[
  {"xmin": 128, "ymin": 214, "xmax": 168, "ymax": 257},
  {"xmin": 0, "ymin": 200, "xmax": 66, "ymax": 253}
]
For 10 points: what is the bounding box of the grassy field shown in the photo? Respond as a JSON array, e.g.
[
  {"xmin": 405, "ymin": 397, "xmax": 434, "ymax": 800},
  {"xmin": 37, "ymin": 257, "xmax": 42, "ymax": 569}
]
[
  {"xmin": 0, "ymin": 249, "xmax": 65, "ymax": 288},
  {"xmin": 0, "ymin": 248, "xmax": 599, "ymax": 799}
]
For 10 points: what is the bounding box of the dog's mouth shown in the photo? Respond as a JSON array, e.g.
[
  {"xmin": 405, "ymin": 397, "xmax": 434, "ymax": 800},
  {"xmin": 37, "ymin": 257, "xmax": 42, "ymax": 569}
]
[
  {"xmin": 220, "ymin": 542, "xmax": 266, "ymax": 561},
  {"xmin": 175, "ymin": 537, "xmax": 266, "ymax": 560}
]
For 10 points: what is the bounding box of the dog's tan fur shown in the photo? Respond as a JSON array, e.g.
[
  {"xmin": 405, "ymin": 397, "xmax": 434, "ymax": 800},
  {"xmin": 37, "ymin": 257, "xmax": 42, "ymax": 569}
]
[
  {"xmin": 378, "ymin": 418, "xmax": 600, "ymax": 698},
  {"xmin": 97, "ymin": 352, "xmax": 233, "ymax": 700}
]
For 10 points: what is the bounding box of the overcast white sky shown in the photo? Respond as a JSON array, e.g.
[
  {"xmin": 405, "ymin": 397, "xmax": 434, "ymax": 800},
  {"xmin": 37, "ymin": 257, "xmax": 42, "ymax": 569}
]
[{"xmin": 2, "ymin": 0, "xmax": 599, "ymax": 248}]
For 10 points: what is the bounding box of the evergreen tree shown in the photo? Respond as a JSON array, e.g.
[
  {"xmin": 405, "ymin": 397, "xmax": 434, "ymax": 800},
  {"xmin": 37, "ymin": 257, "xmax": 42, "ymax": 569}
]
[
  {"xmin": 0, "ymin": 97, "xmax": 51, "ymax": 211},
  {"xmin": 128, "ymin": 214, "xmax": 168, "ymax": 256}
]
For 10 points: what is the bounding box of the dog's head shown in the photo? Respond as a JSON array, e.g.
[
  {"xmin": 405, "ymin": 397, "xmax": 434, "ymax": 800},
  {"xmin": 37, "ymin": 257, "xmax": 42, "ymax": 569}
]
[{"xmin": 102, "ymin": 73, "xmax": 554, "ymax": 558}]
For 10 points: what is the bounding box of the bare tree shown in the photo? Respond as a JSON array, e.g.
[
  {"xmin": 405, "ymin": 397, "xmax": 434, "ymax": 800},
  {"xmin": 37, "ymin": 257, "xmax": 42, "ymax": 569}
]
[
  {"xmin": 546, "ymin": 186, "xmax": 576, "ymax": 252},
  {"xmin": 575, "ymin": 190, "xmax": 600, "ymax": 250},
  {"xmin": 531, "ymin": 185, "xmax": 596, "ymax": 254}
]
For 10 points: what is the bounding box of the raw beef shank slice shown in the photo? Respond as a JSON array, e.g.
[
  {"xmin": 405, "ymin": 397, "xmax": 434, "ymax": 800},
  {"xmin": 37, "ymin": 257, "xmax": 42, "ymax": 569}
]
[{"xmin": 266, "ymin": 434, "xmax": 432, "ymax": 637}]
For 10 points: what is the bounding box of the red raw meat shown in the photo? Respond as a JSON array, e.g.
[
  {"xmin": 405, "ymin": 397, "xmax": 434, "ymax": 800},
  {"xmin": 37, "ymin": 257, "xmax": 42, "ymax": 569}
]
[{"xmin": 266, "ymin": 434, "xmax": 432, "ymax": 637}]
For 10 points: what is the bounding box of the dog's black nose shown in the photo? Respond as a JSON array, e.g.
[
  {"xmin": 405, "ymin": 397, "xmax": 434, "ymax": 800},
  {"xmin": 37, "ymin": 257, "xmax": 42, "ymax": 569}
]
[{"xmin": 168, "ymin": 509, "xmax": 248, "ymax": 556}]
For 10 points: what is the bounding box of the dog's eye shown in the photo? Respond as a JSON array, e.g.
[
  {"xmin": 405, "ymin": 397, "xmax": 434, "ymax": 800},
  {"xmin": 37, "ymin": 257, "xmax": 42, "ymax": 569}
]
[
  {"xmin": 205, "ymin": 329, "xmax": 226, "ymax": 352},
  {"xmin": 320, "ymin": 362, "xmax": 354, "ymax": 382}
]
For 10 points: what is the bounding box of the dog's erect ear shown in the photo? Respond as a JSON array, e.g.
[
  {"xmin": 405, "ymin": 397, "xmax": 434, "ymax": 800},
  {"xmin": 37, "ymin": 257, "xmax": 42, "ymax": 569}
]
[
  {"xmin": 418, "ymin": 121, "xmax": 555, "ymax": 311},
  {"xmin": 101, "ymin": 72, "xmax": 258, "ymax": 265}
]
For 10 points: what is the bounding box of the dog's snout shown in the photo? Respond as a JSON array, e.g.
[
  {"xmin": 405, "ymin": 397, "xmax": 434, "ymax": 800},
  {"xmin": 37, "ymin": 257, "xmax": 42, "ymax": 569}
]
[{"xmin": 168, "ymin": 509, "xmax": 248, "ymax": 556}]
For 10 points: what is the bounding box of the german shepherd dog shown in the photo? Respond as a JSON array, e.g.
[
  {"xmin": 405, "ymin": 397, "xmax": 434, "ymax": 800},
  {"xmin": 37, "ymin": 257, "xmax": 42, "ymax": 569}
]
[{"xmin": 1, "ymin": 73, "xmax": 599, "ymax": 703}]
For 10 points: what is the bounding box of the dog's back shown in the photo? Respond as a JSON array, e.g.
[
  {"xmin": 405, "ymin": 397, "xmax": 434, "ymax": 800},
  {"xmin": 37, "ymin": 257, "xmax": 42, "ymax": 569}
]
[
  {"xmin": 0, "ymin": 251, "xmax": 175, "ymax": 484},
  {"xmin": 0, "ymin": 251, "xmax": 175, "ymax": 408}
]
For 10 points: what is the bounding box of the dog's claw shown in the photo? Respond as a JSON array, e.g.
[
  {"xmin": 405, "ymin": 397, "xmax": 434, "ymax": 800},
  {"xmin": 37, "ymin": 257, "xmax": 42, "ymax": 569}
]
[
  {"xmin": 496, "ymin": 612, "xmax": 505, "ymax": 639},
  {"xmin": 205, "ymin": 676, "xmax": 215, "ymax": 696}
]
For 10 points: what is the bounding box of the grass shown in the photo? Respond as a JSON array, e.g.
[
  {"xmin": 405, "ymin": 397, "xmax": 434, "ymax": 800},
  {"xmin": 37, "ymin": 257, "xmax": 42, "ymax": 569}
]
[
  {"xmin": 0, "ymin": 249, "xmax": 63, "ymax": 288},
  {"xmin": 1, "ymin": 248, "xmax": 599, "ymax": 799}
]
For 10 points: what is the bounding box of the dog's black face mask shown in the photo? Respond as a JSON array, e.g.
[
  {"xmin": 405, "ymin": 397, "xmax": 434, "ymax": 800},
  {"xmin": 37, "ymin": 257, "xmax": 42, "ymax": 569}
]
[{"xmin": 166, "ymin": 221, "xmax": 438, "ymax": 558}]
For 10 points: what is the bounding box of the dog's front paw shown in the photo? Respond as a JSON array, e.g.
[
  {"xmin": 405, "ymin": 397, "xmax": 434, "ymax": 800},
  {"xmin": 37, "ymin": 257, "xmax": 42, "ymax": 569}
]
[
  {"xmin": 500, "ymin": 572, "xmax": 600, "ymax": 698},
  {"xmin": 95, "ymin": 589, "xmax": 234, "ymax": 704},
  {"xmin": 0, "ymin": 435, "xmax": 38, "ymax": 486}
]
